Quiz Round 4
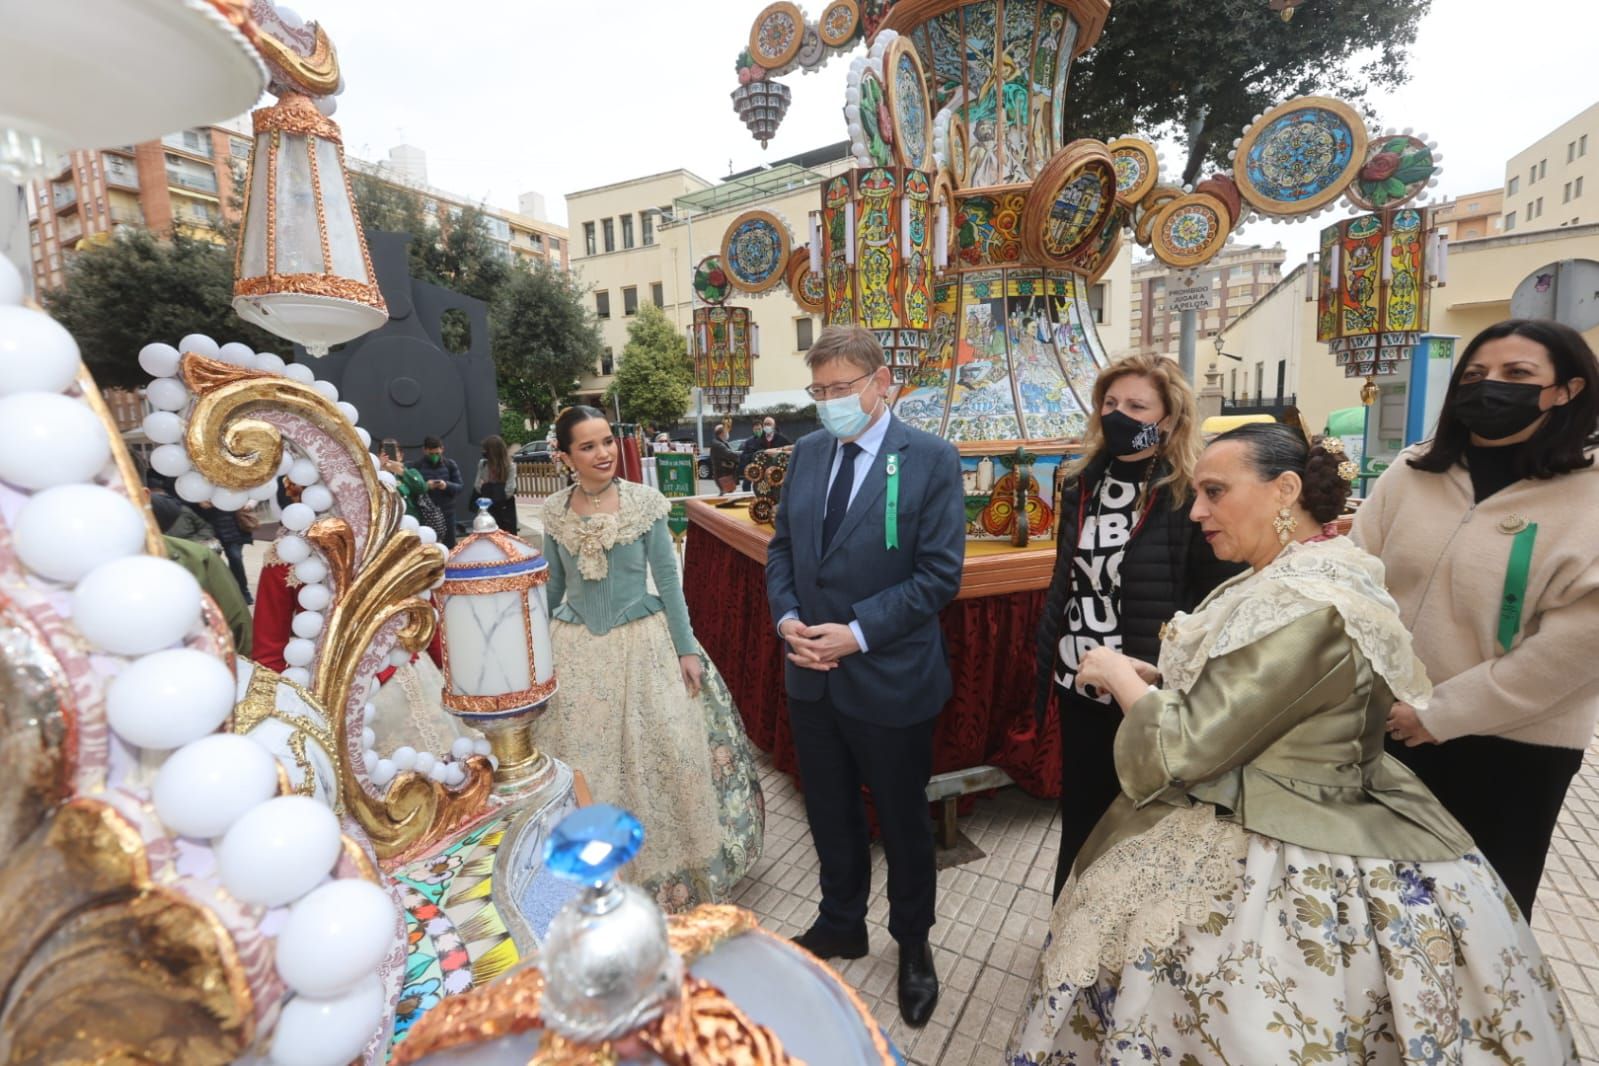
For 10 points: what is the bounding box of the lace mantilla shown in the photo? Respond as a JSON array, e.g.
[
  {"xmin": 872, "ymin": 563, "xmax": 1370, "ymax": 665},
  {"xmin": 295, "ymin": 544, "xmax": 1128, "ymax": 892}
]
[
  {"xmin": 1158, "ymin": 537, "xmax": 1431, "ymax": 707},
  {"xmin": 1043, "ymin": 804, "xmax": 1248, "ymax": 1019},
  {"xmin": 542, "ymin": 481, "xmax": 670, "ymax": 581}
]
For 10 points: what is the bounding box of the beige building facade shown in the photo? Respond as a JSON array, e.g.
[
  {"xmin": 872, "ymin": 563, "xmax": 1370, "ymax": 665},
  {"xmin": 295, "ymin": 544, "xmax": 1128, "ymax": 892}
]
[
  {"xmin": 1431, "ymin": 188, "xmax": 1504, "ymax": 242},
  {"xmin": 568, "ymin": 146, "xmax": 1134, "ymax": 413},
  {"xmin": 1217, "ymin": 222, "xmax": 1599, "ymax": 434},
  {"xmin": 1129, "ymin": 244, "xmax": 1286, "ymax": 358},
  {"xmin": 1503, "ymin": 100, "xmax": 1599, "ymax": 236}
]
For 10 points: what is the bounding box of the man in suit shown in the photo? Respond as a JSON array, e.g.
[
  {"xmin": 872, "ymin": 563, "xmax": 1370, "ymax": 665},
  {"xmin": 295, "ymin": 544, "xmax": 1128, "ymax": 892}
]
[{"xmin": 765, "ymin": 325, "xmax": 966, "ymax": 1027}]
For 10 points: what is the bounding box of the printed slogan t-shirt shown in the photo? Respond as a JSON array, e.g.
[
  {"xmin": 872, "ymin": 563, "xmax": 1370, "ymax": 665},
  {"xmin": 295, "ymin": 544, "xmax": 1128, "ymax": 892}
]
[{"xmin": 1055, "ymin": 457, "xmax": 1152, "ymax": 704}]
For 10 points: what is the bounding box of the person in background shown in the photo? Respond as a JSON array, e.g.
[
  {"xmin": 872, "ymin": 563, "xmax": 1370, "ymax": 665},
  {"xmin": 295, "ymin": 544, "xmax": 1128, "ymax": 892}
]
[
  {"xmin": 474, "ymin": 435, "xmax": 519, "ymax": 534},
  {"xmin": 738, "ymin": 421, "xmax": 766, "ymax": 490},
  {"xmin": 149, "ymin": 484, "xmax": 213, "ymax": 543},
  {"xmin": 196, "ymin": 499, "xmax": 255, "ymax": 605},
  {"xmin": 412, "ymin": 435, "xmax": 463, "ymax": 548},
  {"xmin": 710, "ymin": 423, "xmax": 740, "ymax": 493},
  {"xmin": 761, "ymin": 416, "xmax": 792, "ymax": 448},
  {"xmin": 1352, "ymin": 318, "xmax": 1599, "ymax": 917},
  {"xmin": 1034, "ymin": 353, "xmax": 1240, "ymax": 898},
  {"xmin": 151, "ymin": 491, "xmax": 252, "ymax": 650},
  {"xmin": 379, "ymin": 438, "xmax": 429, "ymax": 520}
]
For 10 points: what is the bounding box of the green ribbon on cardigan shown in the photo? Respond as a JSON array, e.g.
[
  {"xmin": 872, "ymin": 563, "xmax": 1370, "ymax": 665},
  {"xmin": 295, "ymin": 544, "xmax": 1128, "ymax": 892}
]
[
  {"xmin": 884, "ymin": 453, "xmax": 900, "ymax": 551},
  {"xmin": 1497, "ymin": 523, "xmax": 1538, "ymax": 653}
]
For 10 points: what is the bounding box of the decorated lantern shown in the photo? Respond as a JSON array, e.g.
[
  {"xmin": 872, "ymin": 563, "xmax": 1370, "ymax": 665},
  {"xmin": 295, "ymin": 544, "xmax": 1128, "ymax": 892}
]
[
  {"xmin": 231, "ymin": 6, "xmax": 386, "ymax": 355},
  {"xmin": 691, "ymin": 255, "xmax": 758, "ymax": 413},
  {"xmin": 435, "ymin": 500, "xmax": 558, "ymax": 794}
]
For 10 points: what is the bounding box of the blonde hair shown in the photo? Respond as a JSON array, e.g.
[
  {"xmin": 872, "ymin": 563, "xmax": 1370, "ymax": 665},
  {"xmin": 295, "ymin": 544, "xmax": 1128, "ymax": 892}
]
[
  {"xmin": 804, "ymin": 324, "xmax": 885, "ymax": 375},
  {"xmin": 1069, "ymin": 354, "xmax": 1202, "ymax": 508}
]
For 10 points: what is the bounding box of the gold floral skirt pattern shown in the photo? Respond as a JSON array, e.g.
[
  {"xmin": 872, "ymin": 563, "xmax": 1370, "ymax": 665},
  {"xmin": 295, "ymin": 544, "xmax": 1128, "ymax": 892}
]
[
  {"xmin": 1008, "ymin": 810, "xmax": 1577, "ymax": 1065},
  {"xmin": 537, "ymin": 615, "xmax": 763, "ymax": 913}
]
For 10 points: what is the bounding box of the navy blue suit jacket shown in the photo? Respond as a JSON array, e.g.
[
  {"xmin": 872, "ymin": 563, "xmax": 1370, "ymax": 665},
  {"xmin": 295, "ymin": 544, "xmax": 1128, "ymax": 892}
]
[{"xmin": 765, "ymin": 416, "xmax": 966, "ymax": 726}]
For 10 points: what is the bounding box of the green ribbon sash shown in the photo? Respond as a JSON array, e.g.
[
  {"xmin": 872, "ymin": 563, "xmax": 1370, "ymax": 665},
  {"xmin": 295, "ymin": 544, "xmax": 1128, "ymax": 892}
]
[
  {"xmin": 885, "ymin": 453, "xmax": 900, "ymax": 551},
  {"xmin": 1497, "ymin": 523, "xmax": 1538, "ymax": 653}
]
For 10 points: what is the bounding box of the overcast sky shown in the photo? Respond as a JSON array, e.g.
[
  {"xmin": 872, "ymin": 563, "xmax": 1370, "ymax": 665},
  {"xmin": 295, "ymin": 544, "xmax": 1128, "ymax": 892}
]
[{"xmin": 304, "ymin": 0, "xmax": 1599, "ymax": 264}]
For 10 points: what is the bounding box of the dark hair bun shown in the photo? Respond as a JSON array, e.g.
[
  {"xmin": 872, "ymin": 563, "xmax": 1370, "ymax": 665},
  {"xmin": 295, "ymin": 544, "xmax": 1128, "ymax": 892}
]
[
  {"xmin": 554, "ymin": 405, "xmax": 609, "ymax": 452},
  {"xmin": 1300, "ymin": 440, "xmax": 1352, "ymax": 524}
]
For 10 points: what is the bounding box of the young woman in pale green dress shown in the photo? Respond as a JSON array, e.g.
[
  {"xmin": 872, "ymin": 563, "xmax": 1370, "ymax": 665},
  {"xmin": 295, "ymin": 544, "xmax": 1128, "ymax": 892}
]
[{"xmin": 535, "ymin": 406, "xmax": 762, "ymax": 912}]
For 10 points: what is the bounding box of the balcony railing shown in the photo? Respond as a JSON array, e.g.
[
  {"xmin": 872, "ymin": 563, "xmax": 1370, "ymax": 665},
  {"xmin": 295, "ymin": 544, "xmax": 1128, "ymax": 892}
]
[
  {"xmin": 161, "ymin": 132, "xmax": 213, "ymax": 158},
  {"xmin": 51, "ymin": 185, "xmax": 77, "ymax": 210},
  {"xmin": 102, "ymin": 155, "xmax": 140, "ymax": 189},
  {"xmin": 167, "ymin": 169, "xmax": 219, "ymax": 195},
  {"xmin": 57, "ymin": 217, "xmax": 84, "ymax": 244}
]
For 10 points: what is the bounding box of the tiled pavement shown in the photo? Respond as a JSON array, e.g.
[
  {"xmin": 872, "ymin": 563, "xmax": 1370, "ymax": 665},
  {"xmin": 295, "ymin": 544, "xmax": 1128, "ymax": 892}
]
[{"xmin": 243, "ymin": 505, "xmax": 1599, "ymax": 1063}]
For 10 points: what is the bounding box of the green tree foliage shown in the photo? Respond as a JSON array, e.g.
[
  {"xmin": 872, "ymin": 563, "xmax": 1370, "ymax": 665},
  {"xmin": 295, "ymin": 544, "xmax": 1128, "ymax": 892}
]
[
  {"xmin": 43, "ymin": 230, "xmax": 279, "ymax": 389},
  {"xmin": 1062, "ymin": 0, "xmax": 1432, "ymax": 183},
  {"xmin": 492, "ymin": 262, "xmax": 604, "ymax": 425},
  {"xmin": 606, "ymin": 304, "xmax": 694, "ymax": 429}
]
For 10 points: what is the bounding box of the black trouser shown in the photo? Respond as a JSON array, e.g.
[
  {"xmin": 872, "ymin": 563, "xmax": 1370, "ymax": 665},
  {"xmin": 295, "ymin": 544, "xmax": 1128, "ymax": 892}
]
[
  {"xmin": 221, "ymin": 541, "xmax": 252, "ymax": 604},
  {"xmin": 1054, "ymin": 688, "xmax": 1124, "ymax": 899},
  {"xmin": 788, "ymin": 695, "xmax": 938, "ymax": 945},
  {"xmin": 1388, "ymin": 733, "xmax": 1583, "ymax": 918}
]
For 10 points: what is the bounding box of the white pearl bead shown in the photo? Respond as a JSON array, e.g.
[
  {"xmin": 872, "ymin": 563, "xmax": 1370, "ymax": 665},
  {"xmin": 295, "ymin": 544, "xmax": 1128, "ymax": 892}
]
[
  {"xmin": 154, "ymin": 733, "xmax": 279, "ymax": 838},
  {"xmin": 72, "ymin": 555, "xmax": 201, "ymax": 655},
  {"xmin": 293, "ymin": 557, "xmax": 328, "ymax": 585},
  {"xmin": 361, "ymin": 748, "xmax": 378, "ymax": 774},
  {"xmin": 376, "ymin": 470, "xmax": 397, "ymax": 489},
  {"xmin": 0, "ymin": 305, "xmax": 82, "ymax": 395},
  {"xmin": 249, "ymin": 478, "xmax": 281, "ymax": 502},
  {"xmin": 417, "ymin": 526, "xmax": 437, "ymax": 545},
  {"xmin": 451, "ymin": 737, "xmax": 476, "ymax": 760},
  {"xmin": 276, "ymin": 534, "xmax": 311, "ymax": 565},
  {"xmin": 217, "ymin": 795, "xmax": 342, "ymax": 908},
  {"xmin": 370, "ymin": 759, "xmax": 396, "ymax": 786},
  {"xmin": 145, "ymin": 377, "xmax": 190, "ymax": 411},
  {"xmin": 399, "ymin": 515, "xmax": 419, "ymax": 532},
  {"xmin": 105, "ymin": 647, "xmax": 236, "ymax": 749},
  {"xmin": 390, "ymin": 746, "xmax": 416, "ymax": 771},
  {"xmin": 296, "ymin": 583, "xmax": 331, "ymax": 611},
  {"xmin": 300, "ymin": 484, "xmax": 334, "ymax": 513},
  {"xmin": 361, "ymin": 726, "xmax": 375, "ymax": 748},
  {"xmin": 282, "ymin": 362, "xmax": 316, "ymax": 385},
  {"xmin": 283, "ymin": 638, "xmax": 316, "ymax": 667},
  {"xmin": 13, "ymin": 484, "xmax": 147, "ymax": 582},
  {"xmin": 275, "ymin": 879, "xmax": 398, "ymax": 998},
  {"xmin": 0, "ymin": 392, "xmax": 110, "ymax": 490},
  {"xmin": 137, "ymin": 342, "xmax": 182, "ymax": 378},
  {"xmin": 355, "ymin": 427, "xmax": 371, "ymax": 448},
  {"xmin": 311, "ymin": 380, "xmax": 339, "ymax": 403},
  {"xmin": 211, "ymin": 487, "xmax": 250, "ymax": 511},
  {"xmin": 178, "ymin": 333, "xmax": 220, "ymax": 360},
  {"xmin": 142, "ymin": 410, "xmax": 184, "ymax": 445},
  {"xmin": 268, "ymin": 975, "xmax": 385, "ymax": 1066},
  {"xmin": 488, "ymin": 754, "xmax": 499, "ymax": 770},
  {"xmin": 335, "ymin": 401, "xmax": 359, "ymax": 424},
  {"xmin": 279, "ymin": 503, "xmax": 315, "ymax": 532},
  {"xmin": 282, "ymin": 666, "xmax": 312, "ymax": 686},
  {"xmin": 216, "ymin": 341, "xmax": 255, "ymax": 367},
  {"xmin": 278, "ymin": 450, "xmax": 297, "ymax": 476},
  {"xmin": 174, "ymin": 470, "xmax": 215, "ymax": 503},
  {"xmin": 291, "ymin": 611, "xmax": 324, "ymax": 639},
  {"xmin": 428, "ymin": 762, "xmax": 449, "ymax": 783},
  {"xmin": 444, "ymin": 763, "xmax": 466, "ymax": 787},
  {"xmin": 413, "ymin": 751, "xmax": 435, "ymax": 775},
  {"xmin": 472, "ymin": 738, "xmax": 492, "ymax": 757},
  {"xmin": 254, "ymin": 352, "xmax": 287, "ymax": 374},
  {"xmin": 0, "ymin": 254, "xmax": 22, "ymax": 305},
  {"xmin": 288, "ymin": 459, "xmax": 320, "ymax": 487}
]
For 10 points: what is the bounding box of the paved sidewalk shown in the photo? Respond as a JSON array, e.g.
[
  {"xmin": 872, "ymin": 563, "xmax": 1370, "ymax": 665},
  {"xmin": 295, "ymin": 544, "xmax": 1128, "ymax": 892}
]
[{"xmin": 729, "ymin": 734, "xmax": 1599, "ymax": 1064}]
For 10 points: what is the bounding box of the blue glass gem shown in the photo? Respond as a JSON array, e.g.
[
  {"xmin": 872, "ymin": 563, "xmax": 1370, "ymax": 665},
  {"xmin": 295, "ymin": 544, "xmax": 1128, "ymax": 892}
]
[
  {"xmin": 475, "ymin": 497, "xmax": 492, "ymax": 512},
  {"xmin": 544, "ymin": 805, "xmax": 645, "ymax": 887}
]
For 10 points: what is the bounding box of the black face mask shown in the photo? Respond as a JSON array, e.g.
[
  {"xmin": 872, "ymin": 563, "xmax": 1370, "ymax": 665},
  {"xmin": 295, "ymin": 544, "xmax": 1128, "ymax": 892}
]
[
  {"xmin": 1101, "ymin": 409, "xmax": 1163, "ymax": 458},
  {"xmin": 1453, "ymin": 380, "xmax": 1550, "ymax": 441}
]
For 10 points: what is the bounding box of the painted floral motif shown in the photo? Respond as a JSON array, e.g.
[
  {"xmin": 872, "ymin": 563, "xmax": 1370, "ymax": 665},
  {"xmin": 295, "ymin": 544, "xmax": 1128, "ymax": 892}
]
[
  {"xmin": 693, "ymin": 256, "xmax": 731, "ymax": 305},
  {"xmin": 754, "ymin": 9, "xmax": 799, "ymax": 65},
  {"xmin": 894, "ymin": 52, "xmax": 929, "ymax": 169},
  {"xmin": 1112, "ymin": 152, "xmax": 1145, "ymax": 195},
  {"xmin": 1163, "ymin": 202, "xmax": 1221, "ymax": 251},
  {"xmin": 1245, "ymin": 107, "xmax": 1358, "ymax": 204},
  {"xmin": 1008, "ymin": 831, "xmax": 1577, "ymax": 1065},
  {"xmin": 1351, "ymin": 135, "xmax": 1438, "ymax": 209},
  {"xmin": 820, "ymin": 0, "xmax": 860, "ymax": 45},
  {"xmin": 724, "ymin": 219, "xmax": 784, "ymax": 288}
]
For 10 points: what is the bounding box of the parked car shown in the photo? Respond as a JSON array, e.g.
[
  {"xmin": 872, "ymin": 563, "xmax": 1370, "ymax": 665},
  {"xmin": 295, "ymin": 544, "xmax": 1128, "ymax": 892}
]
[{"xmin": 514, "ymin": 440, "xmax": 553, "ymax": 462}]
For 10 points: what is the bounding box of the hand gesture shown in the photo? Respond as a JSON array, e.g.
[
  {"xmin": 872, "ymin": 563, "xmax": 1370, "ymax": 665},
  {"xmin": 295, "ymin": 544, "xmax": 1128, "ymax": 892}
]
[
  {"xmin": 680, "ymin": 654, "xmax": 703, "ymax": 698},
  {"xmin": 1386, "ymin": 702, "xmax": 1439, "ymax": 747}
]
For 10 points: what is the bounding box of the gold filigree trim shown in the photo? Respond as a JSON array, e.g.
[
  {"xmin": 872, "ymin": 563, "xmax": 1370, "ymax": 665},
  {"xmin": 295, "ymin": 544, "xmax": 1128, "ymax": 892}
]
[
  {"xmin": 307, "ymin": 134, "xmax": 334, "ymax": 276},
  {"xmin": 640, "ymin": 977, "xmax": 796, "ymax": 1065},
  {"xmin": 254, "ymin": 27, "xmax": 341, "ymax": 96},
  {"xmin": 440, "ymin": 676, "xmax": 559, "ymax": 715},
  {"xmin": 252, "ymin": 93, "xmax": 342, "ymax": 141},
  {"xmin": 233, "ymin": 272, "xmax": 386, "ymax": 309},
  {"xmin": 667, "ymin": 904, "xmax": 761, "ymax": 963},
  {"xmin": 234, "ymin": 666, "xmax": 335, "ymax": 799},
  {"xmin": 747, "ymin": 926, "xmax": 895, "ymax": 1064},
  {"xmin": 390, "ymin": 969, "xmax": 547, "ymax": 1065},
  {"xmin": 437, "ymin": 573, "xmax": 547, "ymax": 596}
]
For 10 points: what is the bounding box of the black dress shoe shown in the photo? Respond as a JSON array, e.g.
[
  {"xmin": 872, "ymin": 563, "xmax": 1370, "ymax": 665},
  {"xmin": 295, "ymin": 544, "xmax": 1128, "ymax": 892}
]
[
  {"xmin": 898, "ymin": 941, "xmax": 939, "ymax": 1027},
  {"xmin": 791, "ymin": 923, "xmax": 869, "ymax": 961}
]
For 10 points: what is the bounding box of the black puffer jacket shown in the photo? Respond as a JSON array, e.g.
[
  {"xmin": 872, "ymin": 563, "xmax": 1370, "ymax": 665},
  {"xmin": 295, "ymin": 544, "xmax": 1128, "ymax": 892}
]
[{"xmin": 1033, "ymin": 455, "xmax": 1244, "ymax": 720}]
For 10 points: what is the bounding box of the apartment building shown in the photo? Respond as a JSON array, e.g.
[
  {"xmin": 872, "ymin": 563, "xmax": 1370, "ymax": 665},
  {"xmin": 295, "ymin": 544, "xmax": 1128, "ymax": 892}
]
[{"xmin": 1502, "ymin": 100, "xmax": 1599, "ymax": 235}]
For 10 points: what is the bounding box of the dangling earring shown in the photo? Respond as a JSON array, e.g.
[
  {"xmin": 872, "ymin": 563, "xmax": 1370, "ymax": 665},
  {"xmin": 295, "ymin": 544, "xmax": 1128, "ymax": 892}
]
[{"xmin": 1273, "ymin": 507, "xmax": 1296, "ymax": 546}]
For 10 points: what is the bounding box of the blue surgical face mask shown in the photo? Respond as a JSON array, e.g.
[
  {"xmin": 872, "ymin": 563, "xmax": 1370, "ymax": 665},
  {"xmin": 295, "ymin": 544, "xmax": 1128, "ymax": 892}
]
[{"xmin": 818, "ymin": 392, "xmax": 876, "ymax": 439}]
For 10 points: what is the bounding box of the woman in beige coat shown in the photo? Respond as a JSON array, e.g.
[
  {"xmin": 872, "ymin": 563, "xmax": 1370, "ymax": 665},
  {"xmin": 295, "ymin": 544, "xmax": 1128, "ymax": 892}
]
[{"xmin": 1352, "ymin": 318, "xmax": 1599, "ymax": 917}]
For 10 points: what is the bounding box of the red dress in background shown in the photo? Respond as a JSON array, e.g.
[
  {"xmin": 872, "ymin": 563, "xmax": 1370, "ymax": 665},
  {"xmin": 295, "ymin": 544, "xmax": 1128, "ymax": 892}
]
[{"xmin": 251, "ymin": 561, "xmax": 442, "ymax": 679}]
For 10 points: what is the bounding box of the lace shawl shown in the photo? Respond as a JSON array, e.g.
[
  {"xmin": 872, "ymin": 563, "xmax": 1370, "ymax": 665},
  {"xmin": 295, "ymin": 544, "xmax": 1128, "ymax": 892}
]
[
  {"xmin": 1158, "ymin": 536, "xmax": 1431, "ymax": 708},
  {"xmin": 541, "ymin": 481, "xmax": 670, "ymax": 582}
]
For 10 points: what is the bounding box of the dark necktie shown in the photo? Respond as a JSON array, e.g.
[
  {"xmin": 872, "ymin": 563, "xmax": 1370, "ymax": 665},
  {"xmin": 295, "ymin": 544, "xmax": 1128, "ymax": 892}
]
[{"xmin": 821, "ymin": 442, "xmax": 862, "ymax": 554}]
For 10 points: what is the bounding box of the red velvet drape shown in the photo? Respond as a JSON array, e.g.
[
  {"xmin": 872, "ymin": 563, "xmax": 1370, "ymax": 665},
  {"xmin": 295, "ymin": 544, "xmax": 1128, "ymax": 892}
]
[{"xmin": 684, "ymin": 523, "xmax": 1062, "ymax": 799}]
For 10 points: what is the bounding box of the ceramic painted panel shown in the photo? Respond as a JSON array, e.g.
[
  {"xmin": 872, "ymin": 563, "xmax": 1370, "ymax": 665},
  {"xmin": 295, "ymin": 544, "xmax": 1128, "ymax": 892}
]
[
  {"xmin": 1000, "ymin": 0, "xmax": 1040, "ymax": 184},
  {"xmin": 961, "ymin": 0, "xmax": 1003, "ymax": 188},
  {"xmin": 856, "ymin": 169, "xmax": 898, "ymax": 328}
]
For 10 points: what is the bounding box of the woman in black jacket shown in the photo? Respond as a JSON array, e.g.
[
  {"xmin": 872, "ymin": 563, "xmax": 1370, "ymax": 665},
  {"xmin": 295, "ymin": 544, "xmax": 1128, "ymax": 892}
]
[{"xmin": 1034, "ymin": 354, "xmax": 1241, "ymax": 898}]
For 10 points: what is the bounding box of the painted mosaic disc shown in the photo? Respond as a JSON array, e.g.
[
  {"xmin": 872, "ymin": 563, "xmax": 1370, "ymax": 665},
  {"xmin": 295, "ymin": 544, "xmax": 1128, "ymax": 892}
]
[
  {"xmin": 749, "ymin": 1, "xmax": 805, "ymax": 70},
  {"xmin": 786, "ymin": 248, "xmax": 826, "ymax": 313},
  {"xmin": 1107, "ymin": 136, "xmax": 1159, "ymax": 206},
  {"xmin": 1345, "ymin": 133, "xmax": 1438, "ymax": 211},
  {"xmin": 817, "ymin": 0, "xmax": 861, "ymax": 48},
  {"xmin": 720, "ymin": 210, "xmax": 792, "ymax": 295},
  {"xmin": 1134, "ymin": 185, "xmax": 1183, "ymax": 246},
  {"xmin": 693, "ymin": 256, "xmax": 732, "ymax": 306},
  {"xmin": 886, "ymin": 37, "xmax": 932, "ymax": 172},
  {"xmin": 1235, "ymin": 95, "xmax": 1368, "ymax": 218},
  {"xmin": 1022, "ymin": 140, "xmax": 1117, "ymax": 266},
  {"xmin": 1150, "ymin": 192, "xmax": 1232, "ymax": 269}
]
